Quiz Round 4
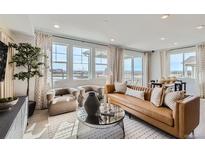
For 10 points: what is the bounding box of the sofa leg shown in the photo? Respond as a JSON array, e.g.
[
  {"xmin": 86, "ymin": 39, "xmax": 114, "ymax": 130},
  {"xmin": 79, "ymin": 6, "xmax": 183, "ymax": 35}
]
[
  {"xmin": 128, "ymin": 113, "xmax": 132, "ymax": 119},
  {"xmin": 192, "ymin": 130, "xmax": 195, "ymax": 138}
]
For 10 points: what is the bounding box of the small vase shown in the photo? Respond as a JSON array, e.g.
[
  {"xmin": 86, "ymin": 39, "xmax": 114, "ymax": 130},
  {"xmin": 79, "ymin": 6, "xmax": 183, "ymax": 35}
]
[{"xmin": 84, "ymin": 92, "xmax": 100, "ymax": 117}]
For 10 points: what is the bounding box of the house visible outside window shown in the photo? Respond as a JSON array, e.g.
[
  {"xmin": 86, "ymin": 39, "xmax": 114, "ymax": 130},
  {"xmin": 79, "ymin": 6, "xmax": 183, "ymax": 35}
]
[
  {"xmin": 73, "ymin": 47, "xmax": 91, "ymax": 80},
  {"xmin": 123, "ymin": 51, "xmax": 143, "ymax": 85},
  {"xmin": 51, "ymin": 44, "xmax": 68, "ymax": 84},
  {"xmin": 169, "ymin": 48, "xmax": 196, "ymax": 78},
  {"xmin": 95, "ymin": 48, "xmax": 108, "ymax": 78}
]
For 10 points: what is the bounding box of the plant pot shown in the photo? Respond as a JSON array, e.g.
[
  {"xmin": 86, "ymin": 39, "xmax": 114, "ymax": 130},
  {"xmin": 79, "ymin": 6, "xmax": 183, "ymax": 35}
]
[
  {"xmin": 84, "ymin": 92, "xmax": 100, "ymax": 117},
  {"xmin": 28, "ymin": 101, "xmax": 36, "ymax": 117}
]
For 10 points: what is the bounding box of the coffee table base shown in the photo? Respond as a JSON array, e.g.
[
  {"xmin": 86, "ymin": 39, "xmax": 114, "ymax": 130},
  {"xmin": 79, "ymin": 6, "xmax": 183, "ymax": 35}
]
[{"xmin": 76, "ymin": 120, "xmax": 125, "ymax": 139}]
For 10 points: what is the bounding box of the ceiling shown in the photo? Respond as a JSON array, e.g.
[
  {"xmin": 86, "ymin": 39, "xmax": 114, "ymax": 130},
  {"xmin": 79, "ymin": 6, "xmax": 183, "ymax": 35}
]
[{"xmin": 1, "ymin": 14, "xmax": 205, "ymax": 51}]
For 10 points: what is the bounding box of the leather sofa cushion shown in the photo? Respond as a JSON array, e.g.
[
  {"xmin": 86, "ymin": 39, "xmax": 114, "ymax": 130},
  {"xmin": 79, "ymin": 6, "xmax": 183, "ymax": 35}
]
[{"xmin": 108, "ymin": 93, "xmax": 174, "ymax": 126}]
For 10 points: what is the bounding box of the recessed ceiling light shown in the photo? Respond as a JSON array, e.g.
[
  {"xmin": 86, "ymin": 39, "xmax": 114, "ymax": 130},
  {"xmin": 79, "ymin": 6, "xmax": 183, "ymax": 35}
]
[
  {"xmin": 196, "ymin": 25, "xmax": 205, "ymax": 30},
  {"xmin": 160, "ymin": 37, "xmax": 166, "ymax": 41},
  {"xmin": 161, "ymin": 14, "xmax": 170, "ymax": 19},
  {"xmin": 110, "ymin": 38, "xmax": 115, "ymax": 42},
  {"xmin": 54, "ymin": 24, "xmax": 60, "ymax": 29},
  {"xmin": 174, "ymin": 42, "xmax": 178, "ymax": 45}
]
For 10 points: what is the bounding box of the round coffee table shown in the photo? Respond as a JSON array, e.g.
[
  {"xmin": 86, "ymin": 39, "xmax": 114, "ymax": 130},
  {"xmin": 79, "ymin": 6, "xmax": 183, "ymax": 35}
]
[{"xmin": 76, "ymin": 103, "xmax": 125, "ymax": 139}]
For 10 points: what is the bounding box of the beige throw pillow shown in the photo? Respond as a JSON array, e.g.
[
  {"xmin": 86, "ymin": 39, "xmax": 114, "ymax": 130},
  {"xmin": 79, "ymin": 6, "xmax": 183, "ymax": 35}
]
[
  {"xmin": 125, "ymin": 87, "xmax": 145, "ymax": 100},
  {"xmin": 150, "ymin": 87, "xmax": 163, "ymax": 107},
  {"xmin": 114, "ymin": 82, "xmax": 127, "ymax": 94},
  {"xmin": 164, "ymin": 91, "xmax": 185, "ymax": 111}
]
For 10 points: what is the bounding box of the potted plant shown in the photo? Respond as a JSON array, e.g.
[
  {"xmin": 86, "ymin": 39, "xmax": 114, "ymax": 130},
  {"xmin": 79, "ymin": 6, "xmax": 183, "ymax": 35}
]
[{"xmin": 9, "ymin": 43, "xmax": 46, "ymax": 116}]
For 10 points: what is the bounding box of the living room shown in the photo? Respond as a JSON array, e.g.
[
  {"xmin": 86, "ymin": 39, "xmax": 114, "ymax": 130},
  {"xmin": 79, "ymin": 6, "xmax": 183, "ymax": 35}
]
[{"xmin": 1, "ymin": 0, "xmax": 205, "ymax": 152}]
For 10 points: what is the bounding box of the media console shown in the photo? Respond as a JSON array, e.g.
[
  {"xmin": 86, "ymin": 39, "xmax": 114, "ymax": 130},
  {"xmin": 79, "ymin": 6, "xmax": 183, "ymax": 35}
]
[{"xmin": 0, "ymin": 96, "xmax": 28, "ymax": 139}]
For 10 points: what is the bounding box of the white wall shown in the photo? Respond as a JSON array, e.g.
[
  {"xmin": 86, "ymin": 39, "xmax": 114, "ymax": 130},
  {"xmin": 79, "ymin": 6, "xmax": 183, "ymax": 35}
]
[
  {"xmin": 149, "ymin": 51, "xmax": 161, "ymax": 81},
  {"xmin": 12, "ymin": 32, "xmax": 35, "ymax": 101},
  {"xmin": 54, "ymin": 78, "xmax": 106, "ymax": 89}
]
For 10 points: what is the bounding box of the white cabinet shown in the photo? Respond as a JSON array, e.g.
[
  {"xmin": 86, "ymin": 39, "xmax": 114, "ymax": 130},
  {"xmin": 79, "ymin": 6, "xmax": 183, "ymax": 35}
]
[{"xmin": 1, "ymin": 97, "xmax": 28, "ymax": 139}]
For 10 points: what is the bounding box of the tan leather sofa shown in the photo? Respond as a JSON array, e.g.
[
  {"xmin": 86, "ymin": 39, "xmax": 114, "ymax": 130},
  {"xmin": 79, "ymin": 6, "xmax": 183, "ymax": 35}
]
[
  {"xmin": 47, "ymin": 88, "xmax": 79, "ymax": 116},
  {"xmin": 105, "ymin": 84, "xmax": 200, "ymax": 138}
]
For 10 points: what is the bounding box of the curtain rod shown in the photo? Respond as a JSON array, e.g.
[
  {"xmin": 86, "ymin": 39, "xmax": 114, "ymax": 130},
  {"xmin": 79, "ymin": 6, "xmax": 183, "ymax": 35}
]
[
  {"xmin": 52, "ymin": 34, "xmax": 144, "ymax": 53},
  {"xmin": 167, "ymin": 45, "xmax": 196, "ymax": 51},
  {"xmin": 53, "ymin": 34, "xmax": 109, "ymax": 47}
]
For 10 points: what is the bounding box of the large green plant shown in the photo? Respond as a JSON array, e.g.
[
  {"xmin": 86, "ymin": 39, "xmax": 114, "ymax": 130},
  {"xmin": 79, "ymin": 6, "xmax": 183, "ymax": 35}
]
[{"xmin": 9, "ymin": 43, "xmax": 46, "ymax": 99}]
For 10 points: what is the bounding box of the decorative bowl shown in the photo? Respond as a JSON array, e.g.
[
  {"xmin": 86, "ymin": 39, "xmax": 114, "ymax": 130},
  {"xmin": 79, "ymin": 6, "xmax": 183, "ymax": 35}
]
[{"xmin": 0, "ymin": 97, "xmax": 18, "ymax": 111}]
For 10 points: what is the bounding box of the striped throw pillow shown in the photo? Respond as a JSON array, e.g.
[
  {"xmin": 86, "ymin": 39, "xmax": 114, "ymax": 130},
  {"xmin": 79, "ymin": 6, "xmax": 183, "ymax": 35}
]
[
  {"xmin": 150, "ymin": 87, "xmax": 163, "ymax": 107},
  {"xmin": 164, "ymin": 91, "xmax": 184, "ymax": 110}
]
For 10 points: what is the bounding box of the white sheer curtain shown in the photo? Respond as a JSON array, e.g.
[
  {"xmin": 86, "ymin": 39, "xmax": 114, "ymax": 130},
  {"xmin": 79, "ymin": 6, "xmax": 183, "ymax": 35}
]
[
  {"xmin": 143, "ymin": 52, "xmax": 149, "ymax": 86},
  {"xmin": 159, "ymin": 50, "xmax": 168, "ymax": 78},
  {"xmin": 34, "ymin": 32, "xmax": 52, "ymax": 109},
  {"xmin": 196, "ymin": 44, "xmax": 205, "ymax": 98},
  {"xmin": 107, "ymin": 46, "xmax": 124, "ymax": 84}
]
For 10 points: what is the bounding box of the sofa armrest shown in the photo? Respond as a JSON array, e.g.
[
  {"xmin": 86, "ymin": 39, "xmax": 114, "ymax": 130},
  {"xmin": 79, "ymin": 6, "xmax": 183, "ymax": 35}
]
[
  {"xmin": 177, "ymin": 96, "xmax": 200, "ymax": 138},
  {"xmin": 105, "ymin": 84, "xmax": 115, "ymax": 94},
  {"xmin": 46, "ymin": 90, "xmax": 55, "ymax": 104}
]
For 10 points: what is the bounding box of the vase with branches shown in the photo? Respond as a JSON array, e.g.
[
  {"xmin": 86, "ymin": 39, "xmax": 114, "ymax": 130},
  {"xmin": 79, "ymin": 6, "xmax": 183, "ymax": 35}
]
[{"xmin": 9, "ymin": 43, "xmax": 46, "ymax": 99}]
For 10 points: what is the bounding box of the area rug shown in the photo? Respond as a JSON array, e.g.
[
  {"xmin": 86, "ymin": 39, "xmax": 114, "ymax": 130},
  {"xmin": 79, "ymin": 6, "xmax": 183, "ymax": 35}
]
[{"xmin": 48, "ymin": 111, "xmax": 174, "ymax": 139}]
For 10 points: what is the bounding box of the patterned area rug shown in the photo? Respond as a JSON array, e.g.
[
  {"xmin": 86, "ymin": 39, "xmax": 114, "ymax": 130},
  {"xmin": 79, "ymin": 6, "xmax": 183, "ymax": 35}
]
[{"xmin": 48, "ymin": 111, "xmax": 174, "ymax": 139}]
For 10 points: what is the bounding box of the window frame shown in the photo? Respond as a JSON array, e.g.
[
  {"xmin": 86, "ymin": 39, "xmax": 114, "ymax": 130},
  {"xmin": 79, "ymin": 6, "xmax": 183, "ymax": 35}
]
[
  {"xmin": 51, "ymin": 37, "xmax": 109, "ymax": 85},
  {"xmin": 123, "ymin": 50, "xmax": 143, "ymax": 86},
  {"xmin": 72, "ymin": 45, "xmax": 92, "ymax": 80},
  {"xmin": 51, "ymin": 42, "xmax": 69, "ymax": 86},
  {"xmin": 94, "ymin": 48, "xmax": 108, "ymax": 79},
  {"xmin": 167, "ymin": 47, "xmax": 196, "ymax": 79}
]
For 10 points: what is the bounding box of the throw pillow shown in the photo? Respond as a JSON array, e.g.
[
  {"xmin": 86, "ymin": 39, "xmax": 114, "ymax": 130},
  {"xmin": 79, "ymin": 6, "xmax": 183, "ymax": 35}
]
[
  {"xmin": 114, "ymin": 82, "xmax": 127, "ymax": 93},
  {"xmin": 125, "ymin": 87, "xmax": 145, "ymax": 100},
  {"xmin": 150, "ymin": 87, "xmax": 163, "ymax": 107},
  {"xmin": 164, "ymin": 91, "xmax": 185, "ymax": 111}
]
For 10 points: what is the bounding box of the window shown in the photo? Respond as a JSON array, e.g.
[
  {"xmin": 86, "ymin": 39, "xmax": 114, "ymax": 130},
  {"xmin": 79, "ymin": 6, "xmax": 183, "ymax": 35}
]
[
  {"xmin": 169, "ymin": 49, "xmax": 196, "ymax": 78},
  {"xmin": 123, "ymin": 52, "xmax": 143, "ymax": 85},
  {"xmin": 95, "ymin": 48, "xmax": 108, "ymax": 78},
  {"xmin": 51, "ymin": 44, "xmax": 68, "ymax": 83},
  {"xmin": 51, "ymin": 38, "xmax": 111, "ymax": 85},
  {"xmin": 73, "ymin": 47, "xmax": 91, "ymax": 80},
  {"xmin": 134, "ymin": 57, "xmax": 143, "ymax": 85},
  {"xmin": 170, "ymin": 53, "xmax": 183, "ymax": 77}
]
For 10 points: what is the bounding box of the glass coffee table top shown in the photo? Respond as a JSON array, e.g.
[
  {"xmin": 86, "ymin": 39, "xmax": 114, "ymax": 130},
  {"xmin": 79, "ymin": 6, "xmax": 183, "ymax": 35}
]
[{"xmin": 77, "ymin": 103, "xmax": 125, "ymax": 126}]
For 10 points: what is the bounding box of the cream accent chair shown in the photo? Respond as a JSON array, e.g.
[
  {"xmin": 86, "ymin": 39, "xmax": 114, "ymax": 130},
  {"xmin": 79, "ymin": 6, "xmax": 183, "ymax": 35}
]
[
  {"xmin": 77, "ymin": 85, "xmax": 104, "ymax": 107},
  {"xmin": 46, "ymin": 88, "xmax": 79, "ymax": 116}
]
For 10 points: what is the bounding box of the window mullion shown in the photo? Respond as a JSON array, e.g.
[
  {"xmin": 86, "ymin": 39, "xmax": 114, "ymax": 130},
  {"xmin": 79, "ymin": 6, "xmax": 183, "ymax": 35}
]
[
  {"xmin": 92, "ymin": 47, "xmax": 95, "ymax": 79},
  {"xmin": 132, "ymin": 57, "xmax": 134, "ymax": 83},
  {"xmin": 69, "ymin": 45, "xmax": 73, "ymax": 80},
  {"xmin": 183, "ymin": 52, "xmax": 185, "ymax": 76}
]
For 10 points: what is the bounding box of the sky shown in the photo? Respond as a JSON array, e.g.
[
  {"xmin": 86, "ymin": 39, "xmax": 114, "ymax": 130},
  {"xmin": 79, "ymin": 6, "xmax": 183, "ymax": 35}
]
[{"xmin": 170, "ymin": 52, "xmax": 196, "ymax": 71}]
